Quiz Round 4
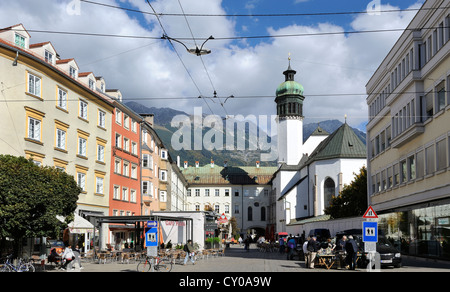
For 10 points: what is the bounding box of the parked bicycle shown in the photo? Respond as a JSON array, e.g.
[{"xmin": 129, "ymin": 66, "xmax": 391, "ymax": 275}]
[
  {"xmin": 136, "ymin": 254, "xmax": 172, "ymax": 272},
  {"xmin": 0, "ymin": 255, "xmax": 35, "ymax": 272}
]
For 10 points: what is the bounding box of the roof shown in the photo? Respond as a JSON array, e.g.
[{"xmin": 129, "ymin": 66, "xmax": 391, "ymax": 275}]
[
  {"xmin": 182, "ymin": 165, "xmax": 278, "ymax": 185},
  {"xmin": 310, "ymin": 126, "xmax": 329, "ymax": 136},
  {"xmin": 306, "ymin": 122, "xmax": 366, "ymax": 164}
]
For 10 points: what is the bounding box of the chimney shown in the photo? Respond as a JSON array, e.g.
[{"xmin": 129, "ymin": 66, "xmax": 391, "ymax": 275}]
[
  {"xmin": 184, "ymin": 161, "xmax": 188, "ymax": 169},
  {"xmin": 177, "ymin": 156, "xmax": 180, "ymax": 167},
  {"xmin": 256, "ymin": 161, "xmax": 260, "ymax": 168},
  {"xmin": 224, "ymin": 161, "xmax": 228, "ymax": 168},
  {"xmin": 195, "ymin": 161, "xmax": 199, "ymax": 168},
  {"xmin": 210, "ymin": 160, "xmax": 214, "ymax": 168},
  {"xmin": 140, "ymin": 113, "xmax": 154, "ymax": 126}
]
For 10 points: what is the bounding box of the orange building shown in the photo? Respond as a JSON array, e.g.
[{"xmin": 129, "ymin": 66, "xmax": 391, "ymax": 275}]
[{"xmin": 108, "ymin": 95, "xmax": 142, "ymax": 249}]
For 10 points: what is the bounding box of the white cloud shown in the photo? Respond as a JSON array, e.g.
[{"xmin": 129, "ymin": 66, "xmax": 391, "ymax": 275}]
[{"xmin": 0, "ymin": 0, "xmax": 420, "ymax": 130}]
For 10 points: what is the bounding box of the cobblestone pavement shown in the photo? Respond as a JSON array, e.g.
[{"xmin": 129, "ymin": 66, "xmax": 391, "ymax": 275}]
[{"xmin": 43, "ymin": 244, "xmax": 450, "ymax": 273}]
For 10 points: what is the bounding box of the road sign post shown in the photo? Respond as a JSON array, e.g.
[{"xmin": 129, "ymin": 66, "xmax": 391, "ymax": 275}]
[
  {"xmin": 146, "ymin": 221, "xmax": 158, "ymax": 258},
  {"xmin": 362, "ymin": 206, "xmax": 379, "ymax": 272}
]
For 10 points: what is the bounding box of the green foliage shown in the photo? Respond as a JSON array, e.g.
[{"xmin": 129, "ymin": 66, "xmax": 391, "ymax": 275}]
[
  {"xmin": 324, "ymin": 166, "xmax": 368, "ymax": 219},
  {"xmin": 0, "ymin": 155, "xmax": 81, "ymax": 243}
]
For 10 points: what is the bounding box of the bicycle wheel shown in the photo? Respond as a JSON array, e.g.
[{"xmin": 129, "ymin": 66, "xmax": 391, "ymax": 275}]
[
  {"xmin": 22, "ymin": 263, "xmax": 35, "ymax": 272},
  {"xmin": 155, "ymin": 259, "xmax": 172, "ymax": 272},
  {"xmin": 0, "ymin": 264, "xmax": 11, "ymax": 272},
  {"xmin": 137, "ymin": 259, "xmax": 151, "ymax": 272}
]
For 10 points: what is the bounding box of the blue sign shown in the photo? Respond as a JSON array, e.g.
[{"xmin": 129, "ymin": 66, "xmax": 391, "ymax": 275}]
[
  {"xmin": 145, "ymin": 221, "xmax": 158, "ymax": 247},
  {"xmin": 362, "ymin": 221, "xmax": 378, "ymax": 242}
]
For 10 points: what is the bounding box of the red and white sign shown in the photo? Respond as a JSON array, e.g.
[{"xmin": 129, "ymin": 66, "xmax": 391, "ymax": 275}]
[
  {"xmin": 218, "ymin": 213, "xmax": 228, "ymax": 224},
  {"xmin": 363, "ymin": 206, "xmax": 378, "ymax": 219}
]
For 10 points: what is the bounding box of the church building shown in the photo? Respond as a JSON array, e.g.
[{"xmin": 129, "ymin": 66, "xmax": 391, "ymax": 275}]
[{"xmin": 271, "ymin": 61, "xmax": 367, "ymax": 235}]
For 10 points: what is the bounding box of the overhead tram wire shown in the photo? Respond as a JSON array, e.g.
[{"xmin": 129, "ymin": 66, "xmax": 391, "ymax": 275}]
[
  {"xmin": 18, "ymin": 24, "xmax": 449, "ymax": 43},
  {"xmin": 80, "ymin": 0, "xmax": 448, "ymax": 18},
  {"xmin": 176, "ymin": 0, "xmax": 230, "ymax": 118},
  {"xmin": 144, "ymin": 0, "xmax": 215, "ymax": 116}
]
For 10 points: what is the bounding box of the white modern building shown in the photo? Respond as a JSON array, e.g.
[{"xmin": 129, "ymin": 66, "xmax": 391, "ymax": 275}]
[{"xmin": 366, "ymin": 0, "xmax": 450, "ymax": 259}]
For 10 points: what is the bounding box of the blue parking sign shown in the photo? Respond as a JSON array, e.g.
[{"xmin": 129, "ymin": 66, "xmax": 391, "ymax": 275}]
[{"xmin": 362, "ymin": 221, "xmax": 378, "ymax": 242}]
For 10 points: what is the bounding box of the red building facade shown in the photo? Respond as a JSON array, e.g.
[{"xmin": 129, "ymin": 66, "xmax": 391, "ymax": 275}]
[{"xmin": 108, "ymin": 96, "xmax": 142, "ymax": 249}]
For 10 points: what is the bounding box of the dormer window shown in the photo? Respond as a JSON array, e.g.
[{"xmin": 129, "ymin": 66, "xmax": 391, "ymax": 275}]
[
  {"xmin": 69, "ymin": 66, "xmax": 77, "ymax": 78},
  {"xmin": 89, "ymin": 79, "xmax": 96, "ymax": 90},
  {"xmin": 15, "ymin": 33, "xmax": 26, "ymax": 48},
  {"xmin": 101, "ymin": 82, "xmax": 105, "ymax": 93},
  {"xmin": 45, "ymin": 50, "xmax": 53, "ymax": 64}
]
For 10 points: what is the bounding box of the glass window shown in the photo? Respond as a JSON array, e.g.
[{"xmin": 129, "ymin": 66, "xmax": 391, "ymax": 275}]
[
  {"xmin": 437, "ymin": 139, "xmax": 447, "ymax": 171},
  {"xmin": 56, "ymin": 128, "xmax": 66, "ymax": 149},
  {"xmin": 408, "ymin": 155, "xmax": 416, "ymax": 180},
  {"xmin": 79, "ymin": 100, "xmax": 88, "ymax": 120},
  {"xmin": 96, "ymin": 177, "xmax": 103, "ymax": 194},
  {"xmin": 15, "ymin": 33, "xmax": 26, "ymax": 48},
  {"xmin": 28, "ymin": 117, "xmax": 41, "ymax": 140},
  {"xmin": 426, "ymin": 145, "xmax": 435, "ymax": 175},
  {"xmin": 78, "ymin": 137, "xmax": 87, "ymax": 156},
  {"xmin": 57, "ymin": 88, "xmax": 67, "ymax": 109},
  {"xmin": 437, "ymin": 81, "xmax": 446, "ymax": 112},
  {"xmin": 28, "ymin": 73, "xmax": 41, "ymax": 96}
]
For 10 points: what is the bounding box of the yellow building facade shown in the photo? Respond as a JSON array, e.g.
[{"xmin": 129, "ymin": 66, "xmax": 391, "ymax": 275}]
[{"xmin": 0, "ymin": 24, "xmax": 114, "ymax": 248}]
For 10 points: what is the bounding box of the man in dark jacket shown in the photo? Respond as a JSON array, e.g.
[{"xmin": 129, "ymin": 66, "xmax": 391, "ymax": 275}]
[
  {"xmin": 306, "ymin": 236, "xmax": 319, "ymax": 268},
  {"xmin": 345, "ymin": 236, "xmax": 358, "ymax": 270}
]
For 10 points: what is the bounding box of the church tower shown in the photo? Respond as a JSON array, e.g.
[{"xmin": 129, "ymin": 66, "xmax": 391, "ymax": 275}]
[{"xmin": 275, "ymin": 58, "xmax": 305, "ymax": 165}]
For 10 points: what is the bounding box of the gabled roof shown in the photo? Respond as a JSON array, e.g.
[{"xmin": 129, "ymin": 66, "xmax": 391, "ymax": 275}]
[{"xmin": 306, "ymin": 122, "xmax": 366, "ymax": 164}]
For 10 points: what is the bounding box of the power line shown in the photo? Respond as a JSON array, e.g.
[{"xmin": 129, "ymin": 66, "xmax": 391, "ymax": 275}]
[
  {"xmin": 80, "ymin": 0, "xmax": 446, "ymax": 18},
  {"xmin": 1, "ymin": 91, "xmax": 447, "ymax": 102},
  {"xmin": 16, "ymin": 24, "xmax": 448, "ymax": 43}
]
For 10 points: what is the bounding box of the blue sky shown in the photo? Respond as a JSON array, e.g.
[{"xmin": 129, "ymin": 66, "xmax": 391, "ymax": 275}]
[{"xmin": 0, "ymin": 0, "xmax": 425, "ymax": 131}]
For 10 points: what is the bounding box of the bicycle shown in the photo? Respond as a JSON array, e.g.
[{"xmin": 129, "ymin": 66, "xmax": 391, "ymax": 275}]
[
  {"xmin": 0, "ymin": 255, "xmax": 35, "ymax": 272},
  {"xmin": 136, "ymin": 254, "xmax": 172, "ymax": 272}
]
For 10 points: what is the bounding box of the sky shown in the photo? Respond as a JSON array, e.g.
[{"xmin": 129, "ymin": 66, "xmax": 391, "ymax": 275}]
[{"xmin": 0, "ymin": 0, "xmax": 425, "ymax": 132}]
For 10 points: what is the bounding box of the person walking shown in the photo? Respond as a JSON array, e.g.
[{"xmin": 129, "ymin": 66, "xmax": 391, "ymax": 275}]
[
  {"xmin": 345, "ymin": 235, "xmax": 358, "ymax": 270},
  {"xmin": 306, "ymin": 237, "xmax": 319, "ymax": 269},
  {"xmin": 279, "ymin": 237, "xmax": 285, "ymax": 254},
  {"xmin": 183, "ymin": 240, "xmax": 196, "ymax": 265},
  {"xmin": 286, "ymin": 237, "xmax": 296, "ymax": 260},
  {"xmin": 302, "ymin": 237, "xmax": 310, "ymax": 268}
]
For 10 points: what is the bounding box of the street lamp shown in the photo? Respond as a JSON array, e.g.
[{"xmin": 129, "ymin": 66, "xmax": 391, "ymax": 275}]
[{"xmin": 162, "ymin": 35, "xmax": 214, "ymax": 56}]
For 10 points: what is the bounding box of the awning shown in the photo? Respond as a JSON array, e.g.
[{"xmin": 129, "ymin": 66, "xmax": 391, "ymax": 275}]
[
  {"xmin": 277, "ymin": 232, "xmax": 288, "ymax": 236},
  {"xmin": 57, "ymin": 214, "xmax": 94, "ymax": 234}
]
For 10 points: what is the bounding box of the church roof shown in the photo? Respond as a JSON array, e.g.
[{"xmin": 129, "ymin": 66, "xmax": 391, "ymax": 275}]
[
  {"xmin": 306, "ymin": 122, "xmax": 366, "ymax": 164},
  {"xmin": 310, "ymin": 126, "xmax": 329, "ymax": 136}
]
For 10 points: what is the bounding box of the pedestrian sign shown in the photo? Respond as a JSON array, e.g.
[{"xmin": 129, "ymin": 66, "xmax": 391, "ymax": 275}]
[
  {"xmin": 362, "ymin": 221, "xmax": 378, "ymax": 242},
  {"xmin": 363, "ymin": 206, "xmax": 378, "ymax": 219},
  {"xmin": 145, "ymin": 221, "xmax": 158, "ymax": 247}
]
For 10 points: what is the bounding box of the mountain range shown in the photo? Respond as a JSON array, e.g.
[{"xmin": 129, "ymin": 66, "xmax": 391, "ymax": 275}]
[{"xmin": 125, "ymin": 101, "xmax": 366, "ymax": 167}]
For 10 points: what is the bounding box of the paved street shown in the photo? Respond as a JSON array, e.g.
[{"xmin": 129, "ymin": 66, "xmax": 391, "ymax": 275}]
[{"xmin": 44, "ymin": 244, "xmax": 450, "ymax": 273}]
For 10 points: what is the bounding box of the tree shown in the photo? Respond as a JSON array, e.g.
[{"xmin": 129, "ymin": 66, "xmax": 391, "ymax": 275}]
[
  {"xmin": 324, "ymin": 166, "xmax": 367, "ymax": 219},
  {"xmin": 0, "ymin": 155, "xmax": 81, "ymax": 256}
]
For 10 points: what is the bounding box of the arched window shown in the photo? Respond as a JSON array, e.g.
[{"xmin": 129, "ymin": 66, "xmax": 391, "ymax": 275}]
[
  {"xmin": 324, "ymin": 177, "xmax": 335, "ymax": 209},
  {"xmin": 261, "ymin": 207, "xmax": 266, "ymax": 221},
  {"xmin": 247, "ymin": 206, "xmax": 253, "ymax": 221}
]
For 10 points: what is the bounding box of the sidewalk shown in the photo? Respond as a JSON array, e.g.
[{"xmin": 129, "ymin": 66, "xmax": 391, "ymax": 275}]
[
  {"xmin": 44, "ymin": 244, "xmax": 309, "ymax": 273},
  {"xmin": 43, "ymin": 244, "xmax": 450, "ymax": 272}
]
